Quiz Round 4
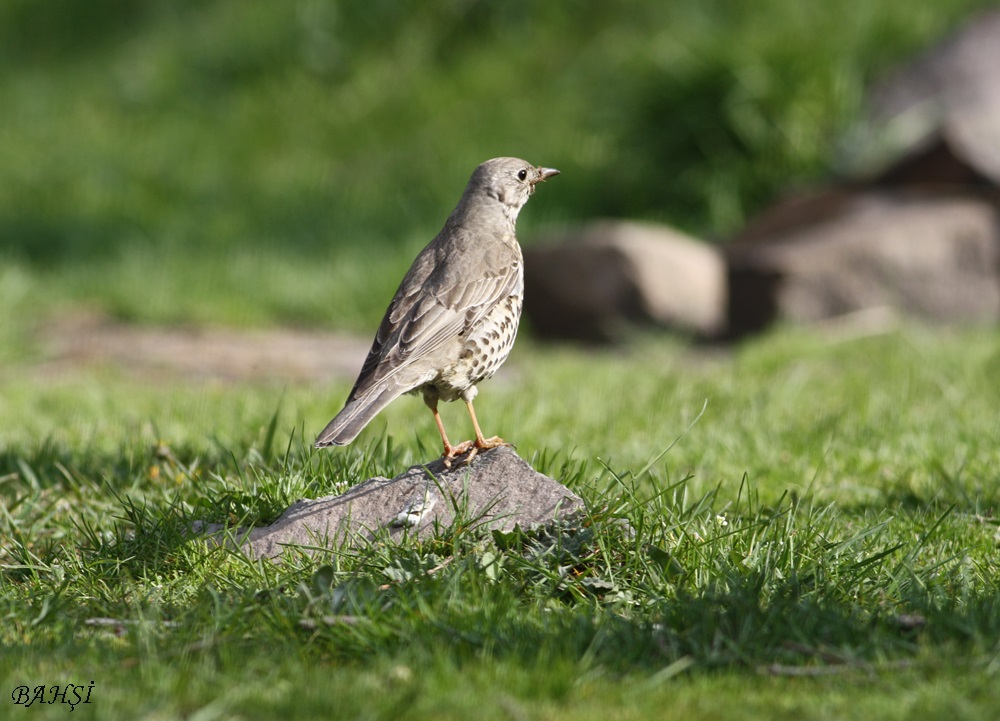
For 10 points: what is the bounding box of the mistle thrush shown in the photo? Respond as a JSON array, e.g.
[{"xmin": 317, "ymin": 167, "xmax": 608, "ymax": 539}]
[{"xmin": 315, "ymin": 157, "xmax": 559, "ymax": 465}]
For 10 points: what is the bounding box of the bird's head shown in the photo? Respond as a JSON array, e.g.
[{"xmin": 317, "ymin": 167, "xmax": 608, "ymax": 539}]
[{"xmin": 470, "ymin": 157, "xmax": 560, "ymax": 220}]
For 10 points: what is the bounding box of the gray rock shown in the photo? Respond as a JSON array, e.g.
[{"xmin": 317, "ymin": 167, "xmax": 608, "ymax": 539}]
[
  {"xmin": 209, "ymin": 447, "xmax": 584, "ymax": 560},
  {"xmin": 840, "ymin": 8, "xmax": 1000, "ymax": 187},
  {"xmin": 726, "ymin": 190, "xmax": 1000, "ymax": 336},
  {"xmin": 727, "ymin": 13, "xmax": 1000, "ymax": 338},
  {"xmin": 524, "ymin": 220, "xmax": 726, "ymax": 342}
]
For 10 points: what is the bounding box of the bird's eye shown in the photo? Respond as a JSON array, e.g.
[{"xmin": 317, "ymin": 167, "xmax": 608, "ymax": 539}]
[{"xmin": 517, "ymin": 169, "xmax": 528, "ymax": 181}]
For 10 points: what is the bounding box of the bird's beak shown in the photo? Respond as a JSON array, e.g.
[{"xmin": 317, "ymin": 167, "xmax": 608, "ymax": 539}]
[{"xmin": 534, "ymin": 167, "xmax": 560, "ymax": 183}]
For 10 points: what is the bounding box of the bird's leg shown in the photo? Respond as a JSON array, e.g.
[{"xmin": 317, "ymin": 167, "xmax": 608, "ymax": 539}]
[
  {"xmin": 462, "ymin": 400, "xmax": 511, "ymax": 464},
  {"xmin": 427, "ymin": 399, "xmax": 473, "ymax": 468}
]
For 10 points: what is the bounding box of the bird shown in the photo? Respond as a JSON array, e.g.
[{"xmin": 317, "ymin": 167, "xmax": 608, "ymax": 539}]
[{"xmin": 314, "ymin": 157, "xmax": 559, "ymax": 466}]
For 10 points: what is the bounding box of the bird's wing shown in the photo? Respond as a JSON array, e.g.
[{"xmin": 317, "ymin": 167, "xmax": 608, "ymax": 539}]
[{"xmin": 346, "ymin": 241, "xmax": 520, "ymax": 400}]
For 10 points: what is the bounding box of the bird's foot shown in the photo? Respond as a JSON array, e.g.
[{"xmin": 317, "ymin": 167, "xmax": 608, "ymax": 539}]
[
  {"xmin": 440, "ymin": 437, "xmax": 511, "ymax": 467},
  {"xmin": 464, "ymin": 436, "xmax": 512, "ymax": 465},
  {"xmin": 476, "ymin": 436, "xmax": 510, "ymax": 450},
  {"xmin": 441, "ymin": 440, "xmax": 476, "ymax": 469}
]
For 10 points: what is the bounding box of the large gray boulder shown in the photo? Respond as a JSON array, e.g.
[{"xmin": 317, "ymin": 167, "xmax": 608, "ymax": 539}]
[
  {"xmin": 726, "ymin": 190, "xmax": 1000, "ymax": 336},
  {"xmin": 725, "ymin": 10, "xmax": 1000, "ymax": 338},
  {"xmin": 215, "ymin": 447, "xmax": 584, "ymax": 560},
  {"xmin": 841, "ymin": 8, "xmax": 1000, "ymax": 187},
  {"xmin": 523, "ymin": 220, "xmax": 726, "ymax": 342}
]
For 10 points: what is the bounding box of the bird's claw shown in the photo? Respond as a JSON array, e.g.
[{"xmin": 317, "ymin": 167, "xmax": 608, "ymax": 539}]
[
  {"xmin": 441, "ymin": 440, "xmax": 476, "ymax": 468},
  {"xmin": 440, "ymin": 437, "xmax": 511, "ymax": 468},
  {"xmin": 476, "ymin": 436, "xmax": 510, "ymax": 450}
]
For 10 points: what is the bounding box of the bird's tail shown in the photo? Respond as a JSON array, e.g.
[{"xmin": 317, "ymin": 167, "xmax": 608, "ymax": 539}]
[{"xmin": 313, "ymin": 384, "xmax": 403, "ymax": 448}]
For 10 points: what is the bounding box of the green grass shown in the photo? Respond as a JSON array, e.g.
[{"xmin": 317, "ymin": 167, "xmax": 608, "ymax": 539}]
[{"xmin": 2, "ymin": 326, "xmax": 999, "ymax": 719}]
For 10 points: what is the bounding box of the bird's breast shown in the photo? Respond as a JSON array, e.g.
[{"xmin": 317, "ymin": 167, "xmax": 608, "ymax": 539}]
[{"xmin": 425, "ymin": 293, "xmax": 523, "ymax": 401}]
